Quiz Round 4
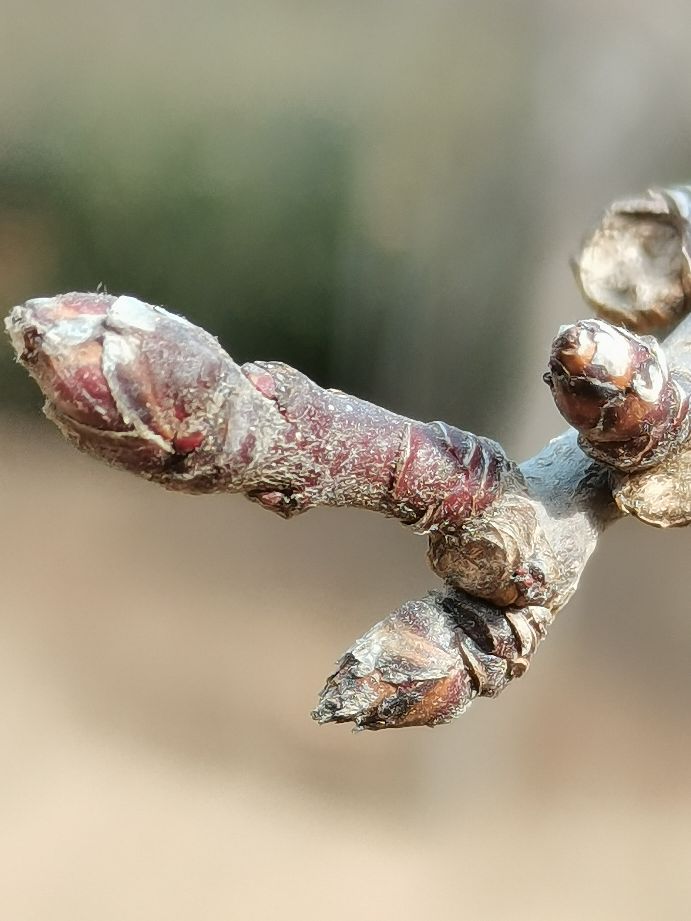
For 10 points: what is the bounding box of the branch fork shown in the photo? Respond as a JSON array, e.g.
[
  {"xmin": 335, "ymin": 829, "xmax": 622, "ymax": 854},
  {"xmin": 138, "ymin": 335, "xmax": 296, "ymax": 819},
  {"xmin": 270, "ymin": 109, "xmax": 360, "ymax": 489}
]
[{"xmin": 7, "ymin": 185, "xmax": 691, "ymax": 730}]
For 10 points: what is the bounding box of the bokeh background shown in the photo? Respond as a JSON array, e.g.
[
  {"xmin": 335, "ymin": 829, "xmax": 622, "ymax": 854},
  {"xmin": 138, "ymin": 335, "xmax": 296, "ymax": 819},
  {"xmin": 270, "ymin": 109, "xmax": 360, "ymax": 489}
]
[{"xmin": 2, "ymin": 2, "xmax": 691, "ymax": 918}]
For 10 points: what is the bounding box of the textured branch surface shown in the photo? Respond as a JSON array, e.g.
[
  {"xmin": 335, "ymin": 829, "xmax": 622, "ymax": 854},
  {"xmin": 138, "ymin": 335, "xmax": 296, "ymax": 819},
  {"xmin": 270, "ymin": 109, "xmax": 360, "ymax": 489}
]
[
  {"xmin": 7, "ymin": 184, "xmax": 691, "ymax": 732},
  {"xmin": 5, "ymin": 293, "xmax": 512, "ymax": 532}
]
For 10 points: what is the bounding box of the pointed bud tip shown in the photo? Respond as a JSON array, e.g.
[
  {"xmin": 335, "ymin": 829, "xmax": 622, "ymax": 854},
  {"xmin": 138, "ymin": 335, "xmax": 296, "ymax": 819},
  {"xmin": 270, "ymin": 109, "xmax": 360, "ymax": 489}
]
[
  {"xmin": 5, "ymin": 292, "xmax": 244, "ymax": 488},
  {"xmin": 312, "ymin": 598, "xmax": 475, "ymax": 731},
  {"xmin": 6, "ymin": 292, "xmax": 124, "ymax": 431}
]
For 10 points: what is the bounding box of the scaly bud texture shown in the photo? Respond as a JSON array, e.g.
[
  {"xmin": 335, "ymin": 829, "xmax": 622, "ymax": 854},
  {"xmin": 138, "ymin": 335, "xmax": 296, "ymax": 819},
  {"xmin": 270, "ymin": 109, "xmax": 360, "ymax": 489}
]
[
  {"xmin": 574, "ymin": 186, "xmax": 691, "ymax": 334},
  {"xmin": 6, "ymin": 293, "xmax": 512, "ymax": 531},
  {"xmin": 545, "ymin": 319, "xmax": 690, "ymax": 470},
  {"xmin": 7, "ymin": 183, "xmax": 691, "ymax": 732},
  {"xmin": 313, "ymin": 590, "xmax": 553, "ymax": 730},
  {"xmin": 565, "ymin": 185, "xmax": 691, "ymax": 527}
]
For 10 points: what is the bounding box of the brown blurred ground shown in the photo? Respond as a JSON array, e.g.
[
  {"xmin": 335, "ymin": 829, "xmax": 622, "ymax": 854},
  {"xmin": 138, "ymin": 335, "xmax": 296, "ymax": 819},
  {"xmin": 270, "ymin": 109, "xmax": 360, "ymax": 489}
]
[
  {"xmin": 1, "ymin": 419, "xmax": 691, "ymax": 920},
  {"xmin": 3, "ymin": 1, "xmax": 691, "ymax": 918}
]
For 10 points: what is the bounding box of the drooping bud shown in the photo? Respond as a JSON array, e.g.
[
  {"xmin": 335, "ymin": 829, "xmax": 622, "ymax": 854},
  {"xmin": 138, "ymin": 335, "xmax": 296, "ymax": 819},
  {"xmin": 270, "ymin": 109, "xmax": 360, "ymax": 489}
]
[
  {"xmin": 312, "ymin": 596, "xmax": 475, "ymax": 730},
  {"xmin": 313, "ymin": 592, "xmax": 552, "ymax": 730},
  {"xmin": 544, "ymin": 319, "xmax": 689, "ymax": 471},
  {"xmin": 574, "ymin": 187, "xmax": 691, "ymax": 334}
]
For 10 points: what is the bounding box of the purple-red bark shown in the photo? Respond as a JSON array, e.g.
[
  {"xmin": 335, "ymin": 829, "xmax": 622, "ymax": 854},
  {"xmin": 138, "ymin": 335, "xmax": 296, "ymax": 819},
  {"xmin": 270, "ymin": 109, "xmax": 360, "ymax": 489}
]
[
  {"xmin": 8, "ymin": 184, "xmax": 691, "ymax": 732},
  {"xmin": 4, "ymin": 290, "xmax": 615, "ymax": 731},
  {"xmin": 6, "ymin": 293, "xmax": 512, "ymax": 534}
]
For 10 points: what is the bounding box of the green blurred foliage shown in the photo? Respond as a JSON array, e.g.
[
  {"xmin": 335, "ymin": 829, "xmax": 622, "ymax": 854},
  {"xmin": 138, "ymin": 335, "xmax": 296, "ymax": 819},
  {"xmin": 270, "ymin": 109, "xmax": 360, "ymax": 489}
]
[
  {"xmin": 0, "ymin": 112, "xmax": 351, "ymax": 406},
  {"xmin": 0, "ymin": 109, "xmax": 536, "ymax": 435},
  {"xmin": 0, "ymin": 1, "xmax": 544, "ymax": 438}
]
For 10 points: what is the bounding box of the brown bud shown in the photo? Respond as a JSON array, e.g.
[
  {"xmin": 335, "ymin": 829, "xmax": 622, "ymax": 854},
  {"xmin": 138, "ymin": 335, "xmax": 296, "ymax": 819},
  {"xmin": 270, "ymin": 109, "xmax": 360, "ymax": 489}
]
[
  {"xmin": 574, "ymin": 187, "xmax": 691, "ymax": 334},
  {"xmin": 544, "ymin": 319, "xmax": 689, "ymax": 471},
  {"xmin": 313, "ymin": 592, "xmax": 553, "ymax": 731},
  {"xmin": 312, "ymin": 596, "xmax": 476, "ymax": 730}
]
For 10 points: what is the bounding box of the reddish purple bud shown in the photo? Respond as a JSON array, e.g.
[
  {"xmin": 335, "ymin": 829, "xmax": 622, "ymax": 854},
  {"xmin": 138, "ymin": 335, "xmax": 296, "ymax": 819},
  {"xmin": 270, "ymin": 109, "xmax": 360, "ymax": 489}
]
[
  {"xmin": 5, "ymin": 292, "xmax": 249, "ymax": 491},
  {"xmin": 544, "ymin": 319, "xmax": 689, "ymax": 470},
  {"xmin": 6, "ymin": 293, "xmax": 122, "ymax": 430},
  {"xmin": 6, "ymin": 292, "xmax": 512, "ymax": 529}
]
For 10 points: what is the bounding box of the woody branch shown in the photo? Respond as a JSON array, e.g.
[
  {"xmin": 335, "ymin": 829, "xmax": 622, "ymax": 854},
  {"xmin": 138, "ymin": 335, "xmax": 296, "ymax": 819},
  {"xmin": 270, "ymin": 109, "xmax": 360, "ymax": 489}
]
[{"xmin": 6, "ymin": 185, "xmax": 691, "ymax": 731}]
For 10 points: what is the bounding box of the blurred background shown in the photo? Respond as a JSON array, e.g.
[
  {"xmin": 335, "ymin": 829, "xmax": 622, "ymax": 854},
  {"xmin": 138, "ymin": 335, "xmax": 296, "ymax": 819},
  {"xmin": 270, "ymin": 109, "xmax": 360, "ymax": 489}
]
[{"xmin": 1, "ymin": 1, "xmax": 691, "ymax": 918}]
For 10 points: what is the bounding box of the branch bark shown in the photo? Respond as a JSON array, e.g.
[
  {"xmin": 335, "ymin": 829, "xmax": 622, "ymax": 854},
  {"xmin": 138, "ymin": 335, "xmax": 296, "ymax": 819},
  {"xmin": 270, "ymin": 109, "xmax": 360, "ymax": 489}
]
[{"xmin": 6, "ymin": 185, "xmax": 691, "ymax": 731}]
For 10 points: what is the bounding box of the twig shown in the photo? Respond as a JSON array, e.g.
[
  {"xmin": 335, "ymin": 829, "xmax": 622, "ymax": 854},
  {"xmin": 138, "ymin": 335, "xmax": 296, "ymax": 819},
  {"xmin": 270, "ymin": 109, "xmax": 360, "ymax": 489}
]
[{"xmin": 7, "ymin": 185, "xmax": 691, "ymax": 731}]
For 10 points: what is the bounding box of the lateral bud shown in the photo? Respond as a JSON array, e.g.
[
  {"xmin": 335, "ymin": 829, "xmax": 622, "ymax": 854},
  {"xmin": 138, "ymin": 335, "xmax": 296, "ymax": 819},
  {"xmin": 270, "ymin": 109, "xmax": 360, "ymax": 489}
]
[
  {"xmin": 574, "ymin": 186, "xmax": 691, "ymax": 334},
  {"xmin": 545, "ymin": 319, "xmax": 689, "ymax": 471},
  {"xmin": 313, "ymin": 591, "xmax": 552, "ymax": 731}
]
